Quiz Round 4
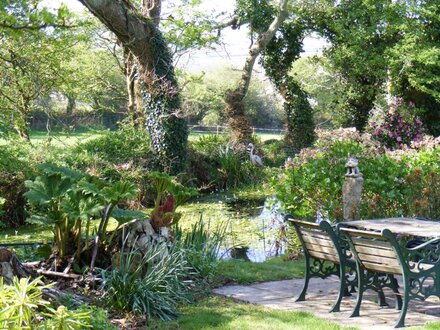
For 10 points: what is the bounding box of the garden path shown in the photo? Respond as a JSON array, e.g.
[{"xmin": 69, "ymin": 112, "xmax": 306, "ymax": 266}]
[{"xmin": 214, "ymin": 276, "xmax": 440, "ymax": 329}]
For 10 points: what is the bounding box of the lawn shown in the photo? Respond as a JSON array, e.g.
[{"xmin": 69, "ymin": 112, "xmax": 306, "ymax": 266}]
[
  {"xmin": 213, "ymin": 256, "xmax": 304, "ymax": 285},
  {"xmin": 149, "ymin": 296, "xmax": 355, "ymax": 330}
]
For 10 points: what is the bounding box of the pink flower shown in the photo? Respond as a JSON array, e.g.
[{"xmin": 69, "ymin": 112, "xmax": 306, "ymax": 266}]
[
  {"xmin": 396, "ymin": 137, "xmax": 402, "ymax": 142},
  {"xmin": 409, "ymin": 101, "xmax": 415, "ymax": 107}
]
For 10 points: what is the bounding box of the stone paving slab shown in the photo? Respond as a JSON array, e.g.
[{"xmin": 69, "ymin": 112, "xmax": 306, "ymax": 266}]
[{"xmin": 213, "ymin": 276, "xmax": 440, "ymax": 329}]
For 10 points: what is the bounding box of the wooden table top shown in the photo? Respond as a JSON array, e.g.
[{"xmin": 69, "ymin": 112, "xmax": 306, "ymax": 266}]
[{"xmin": 342, "ymin": 218, "xmax": 440, "ymax": 238}]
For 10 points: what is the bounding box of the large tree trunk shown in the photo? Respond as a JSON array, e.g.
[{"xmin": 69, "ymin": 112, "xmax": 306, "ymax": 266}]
[
  {"xmin": 80, "ymin": 0, "xmax": 188, "ymax": 174},
  {"xmin": 225, "ymin": 0, "xmax": 289, "ymax": 145},
  {"xmin": 66, "ymin": 94, "xmax": 76, "ymax": 115},
  {"xmin": 124, "ymin": 49, "xmax": 144, "ymax": 128}
]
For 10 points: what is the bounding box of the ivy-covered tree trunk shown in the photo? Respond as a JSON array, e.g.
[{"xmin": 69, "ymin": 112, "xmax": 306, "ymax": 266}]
[
  {"xmin": 81, "ymin": 0, "xmax": 187, "ymax": 174},
  {"xmin": 225, "ymin": 0, "xmax": 288, "ymax": 145},
  {"xmin": 260, "ymin": 22, "xmax": 315, "ymax": 153},
  {"xmin": 124, "ymin": 49, "xmax": 144, "ymax": 128},
  {"xmin": 282, "ymin": 79, "xmax": 315, "ymax": 152}
]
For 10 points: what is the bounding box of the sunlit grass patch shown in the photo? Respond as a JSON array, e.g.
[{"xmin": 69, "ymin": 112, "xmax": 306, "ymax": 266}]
[
  {"xmin": 213, "ymin": 256, "xmax": 304, "ymax": 285},
  {"xmin": 150, "ymin": 296, "xmax": 354, "ymax": 330}
]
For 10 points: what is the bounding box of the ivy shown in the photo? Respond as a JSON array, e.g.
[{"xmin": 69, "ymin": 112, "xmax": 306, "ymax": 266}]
[{"xmin": 260, "ymin": 20, "xmax": 315, "ymax": 152}]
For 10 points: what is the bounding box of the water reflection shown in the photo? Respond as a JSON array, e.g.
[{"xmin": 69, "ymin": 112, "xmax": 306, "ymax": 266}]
[{"xmin": 223, "ymin": 197, "xmax": 286, "ymax": 262}]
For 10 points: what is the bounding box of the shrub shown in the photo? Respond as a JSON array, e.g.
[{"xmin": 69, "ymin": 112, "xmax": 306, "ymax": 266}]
[
  {"xmin": 101, "ymin": 241, "xmax": 193, "ymax": 321},
  {"xmin": 275, "ymin": 133, "xmax": 440, "ymax": 221},
  {"xmin": 25, "ymin": 163, "xmax": 139, "ymax": 260},
  {"xmin": 187, "ymin": 135, "xmax": 267, "ymax": 191},
  {"xmin": 0, "ymin": 143, "xmax": 36, "ymax": 227},
  {"xmin": 174, "ymin": 216, "xmax": 228, "ymax": 278},
  {"xmin": 371, "ymin": 98, "xmax": 425, "ymax": 149}
]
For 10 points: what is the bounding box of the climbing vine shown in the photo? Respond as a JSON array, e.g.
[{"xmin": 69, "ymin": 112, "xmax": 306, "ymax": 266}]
[
  {"xmin": 260, "ymin": 20, "xmax": 315, "ymax": 152},
  {"xmin": 233, "ymin": 1, "xmax": 315, "ymax": 152},
  {"xmin": 140, "ymin": 25, "xmax": 188, "ymax": 174}
]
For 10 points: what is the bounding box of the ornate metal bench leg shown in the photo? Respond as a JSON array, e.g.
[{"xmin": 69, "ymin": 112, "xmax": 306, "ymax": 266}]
[
  {"xmin": 378, "ymin": 289, "xmax": 388, "ymax": 307},
  {"xmin": 296, "ymin": 257, "xmax": 310, "ymax": 302},
  {"xmin": 390, "ymin": 276, "xmax": 402, "ymax": 310},
  {"xmin": 350, "ymin": 268, "xmax": 365, "ymax": 317},
  {"xmin": 330, "ymin": 265, "xmax": 345, "ymax": 312},
  {"xmin": 395, "ymin": 280, "xmax": 409, "ymax": 328}
]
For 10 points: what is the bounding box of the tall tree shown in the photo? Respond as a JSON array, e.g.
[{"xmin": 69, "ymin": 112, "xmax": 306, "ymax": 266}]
[
  {"xmin": 303, "ymin": 0, "xmax": 405, "ymax": 131},
  {"xmin": 225, "ymin": 0, "xmax": 289, "ymax": 144},
  {"xmin": 261, "ymin": 20, "xmax": 315, "ymax": 152},
  {"xmin": 80, "ymin": 0, "xmax": 188, "ymax": 174},
  {"xmin": 388, "ymin": 0, "xmax": 440, "ymax": 136},
  {"xmin": 0, "ymin": 1, "xmax": 77, "ymax": 140}
]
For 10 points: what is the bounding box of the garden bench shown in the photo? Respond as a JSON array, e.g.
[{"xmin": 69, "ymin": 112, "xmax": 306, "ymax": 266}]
[
  {"xmin": 285, "ymin": 216, "xmax": 360, "ymax": 312},
  {"xmin": 340, "ymin": 226, "xmax": 440, "ymax": 328}
]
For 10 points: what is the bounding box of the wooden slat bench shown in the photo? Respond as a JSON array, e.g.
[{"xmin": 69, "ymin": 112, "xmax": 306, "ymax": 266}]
[
  {"xmin": 340, "ymin": 227, "xmax": 440, "ymax": 328},
  {"xmin": 285, "ymin": 216, "xmax": 359, "ymax": 312}
]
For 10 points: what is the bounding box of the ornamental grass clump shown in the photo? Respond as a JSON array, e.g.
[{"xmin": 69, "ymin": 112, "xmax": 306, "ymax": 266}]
[
  {"xmin": 371, "ymin": 98, "xmax": 425, "ymax": 149},
  {"xmin": 101, "ymin": 240, "xmax": 193, "ymax": 321}
]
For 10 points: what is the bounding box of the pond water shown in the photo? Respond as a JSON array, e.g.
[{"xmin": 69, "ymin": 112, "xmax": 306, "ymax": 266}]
[{"xmin": 180, "ymin": 194, "xmax": 288, "ymax": 262}]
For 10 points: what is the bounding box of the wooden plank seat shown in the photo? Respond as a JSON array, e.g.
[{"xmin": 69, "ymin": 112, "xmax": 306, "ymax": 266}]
[
  {"xmin": 285, "ymin": 216, "xmax": 360, "ymax": 312},
  {"xmin": 340, "ymin": 227, "xmax": 440, "ymax": 328}
]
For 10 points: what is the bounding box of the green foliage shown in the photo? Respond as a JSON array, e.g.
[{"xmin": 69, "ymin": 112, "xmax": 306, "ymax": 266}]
[
  {"xmin": 260, "ymin": 19, "xmax": 315, "ymax": 151},
  {"xmin": 40, "ymin": 305, "xmax": 92, "ymax": 330},
  {"xmin": 101, "ymin": 242, "xmax": 192, "ymax": 321},
  {"xmin": 174, "ymin": 216, "xmax": 228, "ymax": 277},
  {"xmin": 0, "ymin": 276, "xmax": 51, "ymax": 328},
  {"xmin": 0, "ymin": 276, "xmax": 110, "ymax": 329},
  {"xmin": 187, "ymin": 134, "xmax": 268, "ymax": 191},
  {"xmin": 388, "ymin": 0, "xmax": 440, "ymax": 135},
  {"xmin": 290, "ymin": 57, "xmax": 344, "ymax": 128},
  {"xmin": 0, "ymin": 142, "xmax": 36, "ymax": 227},
  {"xmin": 25, "ymin": 163, "xmax": 138, "ymax": 258},
  {"xmin": 0, "ymin": 0, "xmax": 86, "ymax": 139},
  {"xmin": 179, "ymin": 68, "xmax": 283, "ymax": 128},
  {"xmin": 274, "ymin": 132, "xmax": 440, "ymax": 221},
  {"xmin": 67, "ymin": 127, "xmax": 153, "ymax": 204}
]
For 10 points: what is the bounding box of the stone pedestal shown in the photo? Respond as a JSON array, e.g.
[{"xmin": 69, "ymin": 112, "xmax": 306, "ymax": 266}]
[{"xmin": 342, "ymin": 176, "xmax": 364, "ymax": 221}]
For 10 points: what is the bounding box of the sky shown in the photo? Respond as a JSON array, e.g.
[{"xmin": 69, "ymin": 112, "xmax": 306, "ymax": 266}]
[{"xmin": 55, "ymin": 0, "xmax": 328, "ymax": 72}]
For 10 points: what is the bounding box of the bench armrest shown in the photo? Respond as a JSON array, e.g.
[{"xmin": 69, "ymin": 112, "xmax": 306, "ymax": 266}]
[{"xmin": 407, "ymin": 237, "xmax": 440, "ymax": 251}]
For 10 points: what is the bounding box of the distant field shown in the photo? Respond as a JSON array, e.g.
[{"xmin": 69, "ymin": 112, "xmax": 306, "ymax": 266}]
[
  {"xmin": 189, "ymin": 131, "xmax": 283, "ymax": 142},
  {"xmin": 1, "ymin": 129, "xmax": 284, "ymax": 146},
  {"xmin": 0, "ymin": 129, "xmax": 106, "ymax": 147}
]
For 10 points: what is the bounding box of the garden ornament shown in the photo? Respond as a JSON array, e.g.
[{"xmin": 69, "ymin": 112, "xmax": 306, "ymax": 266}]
[{"xmin": 247, "ymin": 143, "xmax": 263, "ymax": 166}]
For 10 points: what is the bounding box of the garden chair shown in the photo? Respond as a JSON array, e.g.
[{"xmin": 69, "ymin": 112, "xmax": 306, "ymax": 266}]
[
  {"xmin": 339, "ymin": 226, "xmax": 439, "ymax": 328},
  {"xmin": 285, "ymin": 216, "xmax": 359, "ymax": 312}
]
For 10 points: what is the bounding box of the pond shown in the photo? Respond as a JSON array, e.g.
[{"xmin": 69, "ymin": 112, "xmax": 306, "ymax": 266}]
[
  {"xmin": 180, "ymin": 193, "xmax": 288, "ymax": 262},
  {"xmin": 3, "ymin": 192, "xmax": 289, "ymax": 263}
]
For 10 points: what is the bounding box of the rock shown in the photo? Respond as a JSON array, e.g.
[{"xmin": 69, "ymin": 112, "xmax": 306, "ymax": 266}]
[
  {"xmin": 0, "ymin": 262, "xmax": 14, "ymax": 284},
  {"xmin": 0, "ymin": 249, "xmax": 32, "ymax": 284}
]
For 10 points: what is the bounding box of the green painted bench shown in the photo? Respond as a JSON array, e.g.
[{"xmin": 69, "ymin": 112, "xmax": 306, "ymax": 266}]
[
  {"xmin": 340, "ymin": 226, "xmax": 440, "ymax": 328},
  {"xmin": 285, "ymin": 217, "xmax": 360, "ymax": 312}
]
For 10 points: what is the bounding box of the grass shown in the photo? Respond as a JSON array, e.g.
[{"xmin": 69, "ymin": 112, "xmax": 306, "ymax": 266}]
[
  {"xmin": 214, "ymin": 256, "xmax": 304, "ymax": 285},
  {"xmin": 6, "ymin": 129, "xmax": 282, "ymax": 146},
  {"xmin": 149, "ymin": 296, "xmax": 355, "ymax": 330},
  {"xmin": 28, "ymin": 129, "xmax": 106, "ymax": 147}
]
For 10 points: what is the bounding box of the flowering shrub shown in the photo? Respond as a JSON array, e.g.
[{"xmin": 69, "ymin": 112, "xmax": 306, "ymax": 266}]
[{"xmin": 371, "ymin": 98, "xmax": 425, "ymax": 149}]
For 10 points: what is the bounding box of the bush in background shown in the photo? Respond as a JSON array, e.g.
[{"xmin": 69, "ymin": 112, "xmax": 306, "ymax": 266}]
[
  {"xmin": 188, "ymin": 134, "xmax": 267, "ymax": 191},
  {"xmin": 0, "ymin": 143, "xmax": 37, "ymax": 227},
  {"xmin": 370, "ymin": 98, "xmax": 425, "ymax": 149},
  {"xmin": 275, "ymin": 128, "xmax": 440, "ymax": 221}
]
